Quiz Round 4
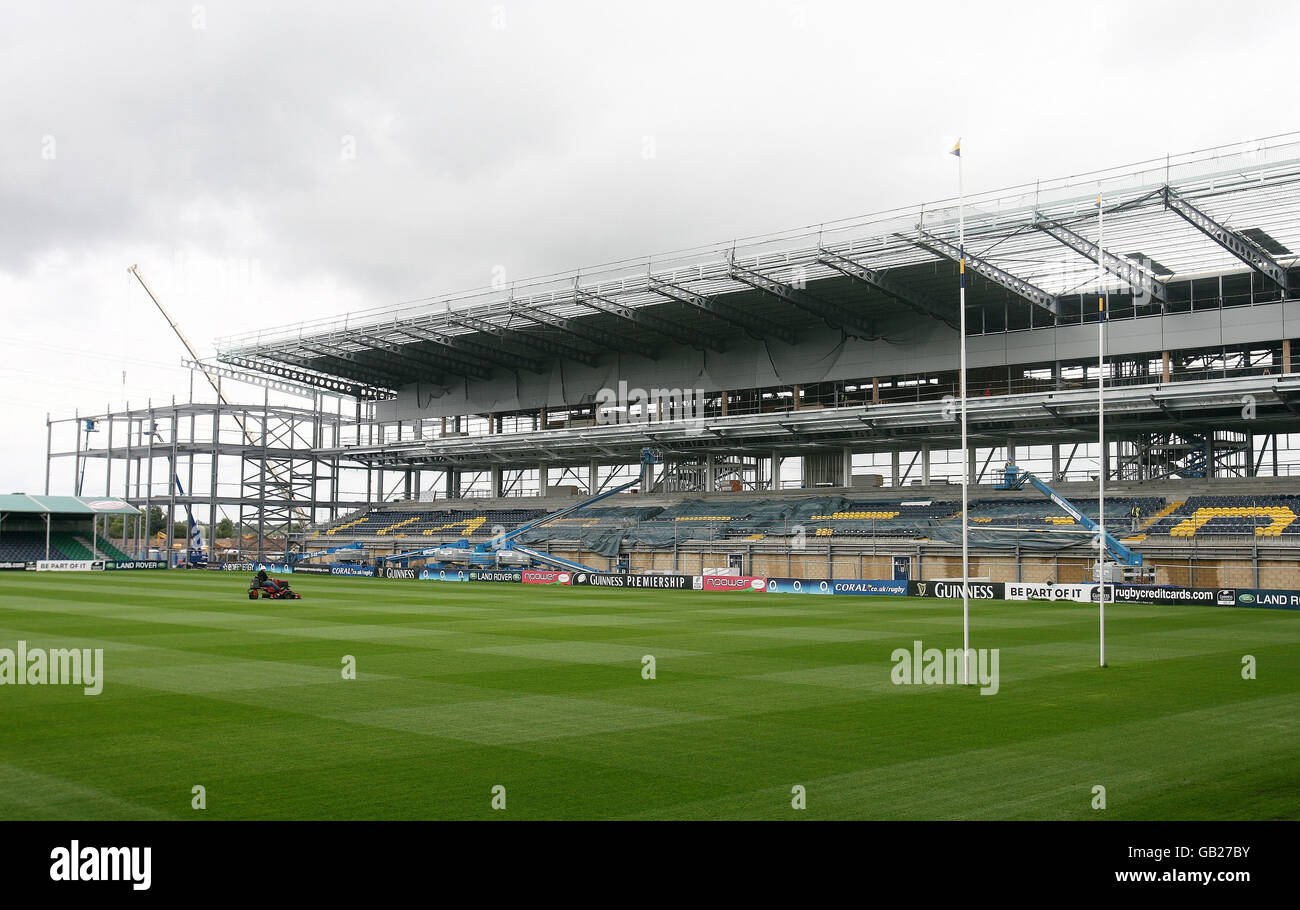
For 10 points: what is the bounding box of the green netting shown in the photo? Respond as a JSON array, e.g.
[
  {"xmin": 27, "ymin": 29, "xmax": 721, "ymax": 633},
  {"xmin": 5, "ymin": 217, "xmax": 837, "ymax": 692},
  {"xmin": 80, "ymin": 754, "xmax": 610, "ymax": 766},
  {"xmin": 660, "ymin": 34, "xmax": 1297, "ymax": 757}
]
[
  {"xmin": 517, "ymin": 505, "xmax": 665, "ymax": 556},
  {"xmin": 598, "ymin": 498, "xmax": 851, "ymax": 553},
  {"xmin": 922, "ymin": 521, "xmax": 1093, "ymax": 551},
  {"xmin": 784, "ymin": 497, "xmax": 848, "ymax": 521},
  {"xmin": 456, "ymin": 493, "xmax": 1163, "ymax": 555}
]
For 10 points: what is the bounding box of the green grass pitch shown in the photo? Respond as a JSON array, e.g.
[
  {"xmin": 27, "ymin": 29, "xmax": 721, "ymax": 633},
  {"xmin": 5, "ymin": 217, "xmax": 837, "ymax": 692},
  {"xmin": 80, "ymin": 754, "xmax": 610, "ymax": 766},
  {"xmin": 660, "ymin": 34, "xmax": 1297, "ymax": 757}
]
[{"xmin": 0, "ymin": 571, "xmax": 1297, "ymax": 820}]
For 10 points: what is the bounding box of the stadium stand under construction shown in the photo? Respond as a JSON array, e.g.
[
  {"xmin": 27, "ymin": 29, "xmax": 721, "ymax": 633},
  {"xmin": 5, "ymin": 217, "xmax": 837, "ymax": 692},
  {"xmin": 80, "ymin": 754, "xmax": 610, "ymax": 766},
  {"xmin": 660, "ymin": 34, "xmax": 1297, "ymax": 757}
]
[{"xmin": 46, "ymin": 134, "xmax": 1300, "ymax": 589}]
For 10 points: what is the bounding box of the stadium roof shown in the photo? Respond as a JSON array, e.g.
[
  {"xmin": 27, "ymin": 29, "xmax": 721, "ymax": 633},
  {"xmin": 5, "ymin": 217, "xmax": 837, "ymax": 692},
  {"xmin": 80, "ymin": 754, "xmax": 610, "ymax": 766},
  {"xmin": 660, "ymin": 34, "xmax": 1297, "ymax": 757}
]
[
  {"xmin": 0, "ymin": 494, "xmax": 140, "ymax": 515},
  {"xmin": 216, "ymin": 134, "xmax": 1300, "ymax": 398}
]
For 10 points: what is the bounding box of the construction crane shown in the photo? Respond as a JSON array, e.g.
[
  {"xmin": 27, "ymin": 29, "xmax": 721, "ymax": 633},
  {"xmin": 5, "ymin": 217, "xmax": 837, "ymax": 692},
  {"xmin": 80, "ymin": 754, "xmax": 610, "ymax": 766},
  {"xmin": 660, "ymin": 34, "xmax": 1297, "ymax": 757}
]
[{"xmin": 128, "ymin": 265, "xmax": 313, "ymax": 537}]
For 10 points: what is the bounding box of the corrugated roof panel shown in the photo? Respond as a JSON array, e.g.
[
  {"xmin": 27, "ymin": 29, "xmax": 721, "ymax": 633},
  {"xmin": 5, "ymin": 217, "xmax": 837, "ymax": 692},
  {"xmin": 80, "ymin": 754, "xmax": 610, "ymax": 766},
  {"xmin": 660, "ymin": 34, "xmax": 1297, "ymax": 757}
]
[{"xmin": 0, "ymin": 495, "xmax": 139, "ymax": 515}]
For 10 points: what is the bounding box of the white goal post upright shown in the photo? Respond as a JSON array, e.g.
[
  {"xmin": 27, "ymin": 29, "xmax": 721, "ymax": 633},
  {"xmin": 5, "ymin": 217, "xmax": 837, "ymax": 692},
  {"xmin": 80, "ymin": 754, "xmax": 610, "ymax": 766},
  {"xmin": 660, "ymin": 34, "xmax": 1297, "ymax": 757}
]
[
  {"xmin": 1097, "ymin": 194, "xmax": 1108, "ymax": 669},
  {"xmin": 952, "ymin": 139, "xmax": 971, "ymax": 686}
]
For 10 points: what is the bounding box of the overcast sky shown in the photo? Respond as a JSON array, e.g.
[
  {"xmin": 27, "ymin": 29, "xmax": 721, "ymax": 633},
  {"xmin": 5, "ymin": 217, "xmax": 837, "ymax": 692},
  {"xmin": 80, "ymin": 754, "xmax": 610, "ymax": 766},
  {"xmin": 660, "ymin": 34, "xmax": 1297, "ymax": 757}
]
[{"xmin": 2, "ymin": 0, "xmax": 1297, "ymax": 496}]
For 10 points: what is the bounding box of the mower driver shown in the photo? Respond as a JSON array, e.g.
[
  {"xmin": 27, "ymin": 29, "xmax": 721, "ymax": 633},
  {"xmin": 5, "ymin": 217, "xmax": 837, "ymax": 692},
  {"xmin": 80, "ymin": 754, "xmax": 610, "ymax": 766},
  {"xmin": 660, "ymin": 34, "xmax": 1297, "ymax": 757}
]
[{"xmin": 254, "ymin": 568, "xmax": 289, "ymax": 596}]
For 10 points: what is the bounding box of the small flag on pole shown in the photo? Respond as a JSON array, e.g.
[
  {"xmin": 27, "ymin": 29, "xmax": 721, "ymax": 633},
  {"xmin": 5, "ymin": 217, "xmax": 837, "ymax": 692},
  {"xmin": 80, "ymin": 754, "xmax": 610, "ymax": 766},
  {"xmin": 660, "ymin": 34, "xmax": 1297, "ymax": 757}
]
[{"xmin": 950, "ymin": 139, "xmax": 961, "ymax": 158}]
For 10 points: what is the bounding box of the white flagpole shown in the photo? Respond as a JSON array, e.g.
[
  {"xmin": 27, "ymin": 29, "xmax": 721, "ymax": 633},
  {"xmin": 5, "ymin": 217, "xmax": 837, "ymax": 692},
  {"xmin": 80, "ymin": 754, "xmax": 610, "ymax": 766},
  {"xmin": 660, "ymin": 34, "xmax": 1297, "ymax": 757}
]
[
  {"xmin": 1097, "ymin": 193, "xmax": 1107, "ymax": 669},
  {"xmin": 957, "ymin": 141, "xmax": 971, "ymax": 685}
]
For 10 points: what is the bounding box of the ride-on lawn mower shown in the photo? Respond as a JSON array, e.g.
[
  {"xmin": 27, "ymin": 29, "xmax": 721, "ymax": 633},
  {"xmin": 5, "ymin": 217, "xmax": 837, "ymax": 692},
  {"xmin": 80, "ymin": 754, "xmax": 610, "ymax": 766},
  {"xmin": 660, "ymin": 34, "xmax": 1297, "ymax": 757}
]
[{"xmin": 249, "ymin": 577, "xmax": 302, "ymax": 600}]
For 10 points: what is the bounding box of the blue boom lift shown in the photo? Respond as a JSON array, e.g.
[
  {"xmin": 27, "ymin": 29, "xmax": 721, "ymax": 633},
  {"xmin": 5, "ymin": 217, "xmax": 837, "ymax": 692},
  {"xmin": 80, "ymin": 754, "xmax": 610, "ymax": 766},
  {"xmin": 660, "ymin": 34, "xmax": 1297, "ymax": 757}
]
[
  {"xmin": 171, "ymin": 474, "xmax": 208, "ymax": 567},
  {"xmin": 993, "ymin": 463, "xmax": 1144, "ymax": 569},
  {"xmin": 147, "ymin": 426, "xmax": 207, "ymax": 567},
  {"xmin": 290, "ymin": 542, "xmax": 364, "ymax": 564}
]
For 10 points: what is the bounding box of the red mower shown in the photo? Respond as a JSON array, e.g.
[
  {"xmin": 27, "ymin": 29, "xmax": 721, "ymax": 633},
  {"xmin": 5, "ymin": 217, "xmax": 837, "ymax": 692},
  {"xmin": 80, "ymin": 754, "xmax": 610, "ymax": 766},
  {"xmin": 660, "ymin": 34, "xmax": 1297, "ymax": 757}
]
[{"xmin": 249, "ymin": 573, "xmax": 302, "ymax": 600}]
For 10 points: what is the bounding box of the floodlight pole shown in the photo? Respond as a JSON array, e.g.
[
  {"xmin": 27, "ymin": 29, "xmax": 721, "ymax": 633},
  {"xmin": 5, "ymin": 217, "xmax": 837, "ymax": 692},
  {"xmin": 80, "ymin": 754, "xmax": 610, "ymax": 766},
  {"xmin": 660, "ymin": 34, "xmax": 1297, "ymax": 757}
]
[
  {"xmin": 956, "ymin": 141, "xmax": 971, "ymax": 686},
  {"xmin": 1097, "ymin": 195, "xmax": 1108, "ymax": 669}
]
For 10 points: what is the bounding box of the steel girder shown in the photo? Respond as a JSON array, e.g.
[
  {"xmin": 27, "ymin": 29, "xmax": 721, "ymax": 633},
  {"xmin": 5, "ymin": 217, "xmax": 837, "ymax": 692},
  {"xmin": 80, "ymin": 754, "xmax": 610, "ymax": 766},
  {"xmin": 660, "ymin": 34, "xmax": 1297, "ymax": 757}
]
[
  {"xmin": 647, "ymin": 277, "xmax": 798, "ymax": 345},
  {"xmin": 813, "ymin": 248, "xmax": 956, "ymax": 330},
  {"xmin": 269, "ymin": 347, "xmax": 408, "ymax": 390},
  {"xmin": 1032, "ymin": 215, "xmax": 1168, "ymax": 304},
  {"xmin": 216, "ymin": 354, "xmax": 389, "ymax": 398},
  {"xmin": 1162, "ymin": 187, "xmax": 1289, "ymax": 293},
  {"xmin": 294, "ymin": 341, "xmax": 424, "ymax": 383},
  {"xmin": 514, "ymin": 305, "xmax": 659, "ymax": 360},
  {"xmin": 727, "ymin": 258, "xmax": 878, "ymax": 338},
  {"xmin": 349, "ymin": 332, "xmax": 493, "ymax": 380},
  {"xmin": 575, "ymin": 290, "xmax": 719, "ymax": 352},
  {"xmin": 300, "ymin": 337, "xmax": 464, "ymax": 386},
  {"xmin": 395, "ymin": 323, "xmax": 545, "ymax": 374},
  {"xmin": 446, "ymin": 313, "xmax": 601, "ymax": 367},
  {"xmin": 906, "ymin": 229, "xmax": 1061, "ymax": 317},
  {"xmin": 186, "ymin": 358, "xmax": 355, "ymax": 400}
]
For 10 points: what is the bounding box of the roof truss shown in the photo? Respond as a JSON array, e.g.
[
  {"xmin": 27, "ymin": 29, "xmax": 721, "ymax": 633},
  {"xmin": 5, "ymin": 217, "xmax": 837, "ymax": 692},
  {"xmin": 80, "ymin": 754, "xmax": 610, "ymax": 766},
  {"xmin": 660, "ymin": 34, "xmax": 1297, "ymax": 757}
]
[
  {"xmin": 814, "ymin": 248, "xmax": 957, "ymax": 330},
  {"xmin": 575, "ymin": 289, "xmax": 722, "ymax": 352},
  {"xmin": 728, "ymin": 257, "xmax": 878, "ymax": 339},
  {"xmin": 216, "ymin": 354, "xmax": 389, "ymax": 398},
  {"xmin": 446, "ymin": 312, "xmax": 601, "ymax": 367},
  {"xmin": 515, "ymin": 304, "xmax": 660, "ymax": 360},
  {"xmin": 1032, "ymin": 214, "xmax": 1168, "ymax": 304},
  {"xmin": 646, "ymin": 277, "xmax": 798, "ymax": 345},
  {"xmin": 905, "ymin": 229, "xmax": 1061, "ymax": 317},
  {"xmin": 1163, "ymin": 186, "xmax": 1289, "ymax": 293},
  {"xmin": 350, "ymin": 332, "xmax": 492, "ymax": 380},
  {"xmin": 395, "ymin": 323, "xmax": 544, "ymax": 374}
]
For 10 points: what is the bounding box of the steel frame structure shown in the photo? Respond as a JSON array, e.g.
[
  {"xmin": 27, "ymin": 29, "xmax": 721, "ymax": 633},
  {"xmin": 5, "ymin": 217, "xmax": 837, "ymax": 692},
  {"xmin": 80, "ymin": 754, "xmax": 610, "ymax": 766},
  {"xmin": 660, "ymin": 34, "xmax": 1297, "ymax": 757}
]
[
  {"xmin": 314, "ymin": 370, "xmax": 1300, "ymax": 467},
  {"xmin": 46, "ymin": 394, "xmax": 382, "ymax": 559}
]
